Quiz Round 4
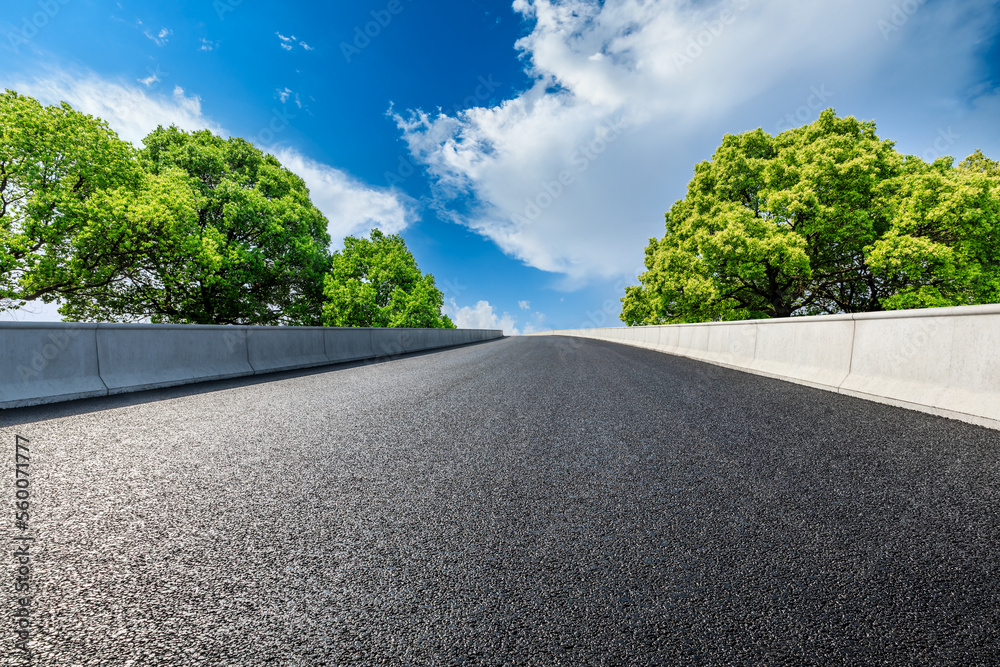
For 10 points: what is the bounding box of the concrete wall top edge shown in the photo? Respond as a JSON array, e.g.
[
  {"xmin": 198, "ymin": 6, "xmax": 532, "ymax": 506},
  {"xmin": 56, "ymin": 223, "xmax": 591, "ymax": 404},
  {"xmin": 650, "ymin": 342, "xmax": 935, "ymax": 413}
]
[
  {"xmin": 0, "ymin": 322, "xmax": 101, "ymax": 330},
  {"xmin": 750, "ymin": 313, "xmax": 856, "ymax": 325},
  {"xmin": 0, "ymin": 322, "xmax": 502, "ymax": 334},
  {"xmin": 852, "ymin": 303, "xmax": 1000, "ymax": 320},
  {"xmin": 541, "ymin": 303, "xmax": 1000, "ymax": 336}
]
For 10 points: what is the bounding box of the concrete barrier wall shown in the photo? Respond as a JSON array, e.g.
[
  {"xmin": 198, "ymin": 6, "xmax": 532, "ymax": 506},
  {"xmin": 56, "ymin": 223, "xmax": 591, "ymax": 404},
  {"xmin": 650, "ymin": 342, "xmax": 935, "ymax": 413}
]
[
  {"xmin": 0, "ymin": 324, "xmax": 502, "ymax": 409},
  {"xmin": 247, "ymin": 326, "xmax": 329, "ymax": 374},
  {"xmin": 324, "ymin": 328, "xmax": 373, "ymax": 363},
  {"xmin": 840, "ymin": 306, "xmax": 1000, "ymax": 426},
  {"xmin": 750, "ymin": 315, "xmax": 855, "ymax": 391},
  {"xmin": 535, "ymin": 304, "xmax": 1000, "ymax": 430},
  {"xmin": 0, "ymin": 323, "xmax": 107, "ymax": 409},
  {"xmin": 97, "ymin": 324, "xmax": 254, "ymax": 394}
]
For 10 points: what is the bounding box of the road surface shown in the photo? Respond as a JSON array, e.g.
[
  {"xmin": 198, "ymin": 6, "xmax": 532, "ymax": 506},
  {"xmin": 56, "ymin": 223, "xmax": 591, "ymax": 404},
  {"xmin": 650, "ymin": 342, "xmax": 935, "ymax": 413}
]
[{"xmin": 2, "ymin": 336, "xmax": 998, "ymax": 665}]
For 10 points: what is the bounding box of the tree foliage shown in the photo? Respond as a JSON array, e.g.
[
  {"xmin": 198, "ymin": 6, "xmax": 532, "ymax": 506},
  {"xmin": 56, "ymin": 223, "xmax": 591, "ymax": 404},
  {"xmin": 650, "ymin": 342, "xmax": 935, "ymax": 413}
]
[
  {"xmin": 622, "ymin": 109, "xmax": 1000, "ymax": 324},
  {"xmin": 3, "ymin": 92, "xmax": 461, "ymax": 328},
  {"xmin": 58, "ymin": 126, "xmax": 332, "ymax": 325},
  {"xmin": 0, "ymin": 90, "xmax": 141, "ymax": 310},
  {"xmin": 322, "ymin": 229, "xmax": 455, "ymax": 328}
]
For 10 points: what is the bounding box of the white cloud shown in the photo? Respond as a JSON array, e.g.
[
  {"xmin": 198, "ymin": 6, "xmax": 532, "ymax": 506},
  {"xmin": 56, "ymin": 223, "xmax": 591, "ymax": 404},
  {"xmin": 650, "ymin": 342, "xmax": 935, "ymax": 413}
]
[
  {"xmin": 444, "ymin": 299, "xmax": 521, "ymax": 335},
  {"xmin": 7, "ymin": 70, "xmax": 223, "ymax": 145},
  {"xmin": 145, "ymin": 27, "xmax": 172, "ymax": 46},
  {"xmin": 518, "ymin": 300, "xmax": 530, "ymax": 310},
  {"xmin": 272, "ymin": 148, "xmax": 414, "ymax": 245},
  {"xmin": 442, "ymin": 299, "xmax": 546, "ymax": 335},
  {"xmin": 397, "ymin": 0, "xmax": 1000, "ymax": 286},
  {"xmin": 199, "ymin": 38, "xmax": 217, "ymax": 51},
  {"xmin": 522, "ymin": 314, "xmax": 545, "ymax": 334},
  {"xmin": 137, "ymin": 72, "xmax": 159, "ymax": 86},
  {"xmin": 277, "ymin": 33, "xmax": 312, "ymax": 51}
]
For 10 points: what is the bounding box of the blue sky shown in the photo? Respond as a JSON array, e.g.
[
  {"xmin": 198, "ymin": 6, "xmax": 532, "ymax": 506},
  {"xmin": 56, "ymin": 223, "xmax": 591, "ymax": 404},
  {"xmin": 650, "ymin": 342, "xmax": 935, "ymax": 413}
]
[{"xmin": 2, "ymin": 0, "xmax": 999, "ymax": 332}]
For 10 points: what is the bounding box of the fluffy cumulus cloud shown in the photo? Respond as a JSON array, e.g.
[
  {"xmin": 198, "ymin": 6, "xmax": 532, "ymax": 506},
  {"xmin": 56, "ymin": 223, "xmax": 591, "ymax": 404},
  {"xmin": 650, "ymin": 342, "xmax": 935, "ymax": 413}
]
[
  {"xmin": 444, "ymin": 299, "xmax": 521, "ymax": 335},
  {"xmin": 442, "ymin": 299, "xmax": 546, "ymax": 335},
  {"xmin": 396, "ymin": 0, "xmax": 1000, "ymax": 285}
]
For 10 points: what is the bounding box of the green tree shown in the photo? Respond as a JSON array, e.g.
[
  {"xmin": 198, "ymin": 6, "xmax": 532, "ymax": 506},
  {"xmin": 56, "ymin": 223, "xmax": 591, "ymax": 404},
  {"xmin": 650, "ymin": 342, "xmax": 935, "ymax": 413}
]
[
  {"xmin": 0, "ymin": 90, "xmax": 143, "ymax": 311},
  {"xmin": 867, "ymin": 151, "xmax": 1000, "ymax": 309},
  {"xmin": 322, "ymin": 229, "xmax": 455, "ymax": 328},
  {"xmin": 59, "ymin": 126, "xmax": 332, "ymax": 325},
  {"xmin": 622, "ymin": 109, "xmax": 1000, "ymax": 324}
]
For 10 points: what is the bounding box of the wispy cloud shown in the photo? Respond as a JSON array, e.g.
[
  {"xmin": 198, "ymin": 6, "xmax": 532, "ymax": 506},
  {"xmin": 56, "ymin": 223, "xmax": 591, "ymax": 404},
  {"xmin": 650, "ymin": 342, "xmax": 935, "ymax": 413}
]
[
  {"xmin": 144, "ymin": 27, "xmax": 172, "ymax": 46},
  {"xmin": 518, "ymin": 300, "xmax": 530, "ymax": 310},
  {"xmin": 275, "ymin": 87, "xmax": 302, "ymax": 108},
  {"xmin": 199, "ymin": 38, "xmax": 217, "ymax": 51},
  {"xmin": 6, "ymin": 69, "xmax": 222, "ymax": 145},
  {"xmin": 277, "ymin": 32, "xmax": 313, "ymax": 52}
]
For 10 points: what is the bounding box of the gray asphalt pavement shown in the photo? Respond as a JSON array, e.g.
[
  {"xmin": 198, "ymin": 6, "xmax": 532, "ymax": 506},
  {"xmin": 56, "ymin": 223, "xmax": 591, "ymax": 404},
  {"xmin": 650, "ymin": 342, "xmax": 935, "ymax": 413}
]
[{"xmin": 2, "ymin": 335, "xmax": 999, "ymax": 666}]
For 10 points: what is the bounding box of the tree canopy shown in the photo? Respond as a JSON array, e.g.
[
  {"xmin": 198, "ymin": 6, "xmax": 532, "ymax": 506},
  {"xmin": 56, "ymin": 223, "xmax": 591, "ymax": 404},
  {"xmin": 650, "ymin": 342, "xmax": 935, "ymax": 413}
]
[
  {"xmin": 622, "ymin": 109, "xmax": 1000, "ymax": 325},
  {"xmin": 58, "ymin": 126, "xmax": 332, "ymax": 325},
  {"xmin": 2, "ymin": 91, "xmax": 458, "ymax": 328},
  {"xmin": 322, "ymin": 229, "xmax": 455, "ymax": 328},
  {"xmin": 0, "ymin": 90, "xmax": 141, "ymax": 310}
]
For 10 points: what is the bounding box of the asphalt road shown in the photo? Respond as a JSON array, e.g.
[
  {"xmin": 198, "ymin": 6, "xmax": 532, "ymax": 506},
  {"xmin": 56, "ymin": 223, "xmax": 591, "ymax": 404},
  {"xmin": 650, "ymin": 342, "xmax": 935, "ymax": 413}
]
[{"xmin": 2, "ymin": 336, "xmax": 999, "ymax": 666}]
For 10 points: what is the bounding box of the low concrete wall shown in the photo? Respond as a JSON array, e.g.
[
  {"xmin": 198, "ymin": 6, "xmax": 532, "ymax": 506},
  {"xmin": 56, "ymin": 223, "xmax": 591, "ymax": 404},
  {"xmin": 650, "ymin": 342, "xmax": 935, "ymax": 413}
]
[
  {"xmin": 96, "ymin": 324, "xmax": 256, "ymax": 395},
  {"xmin": 841, "ymin": 306, "xmax": 1000, "ymax": 426},
  {"xmin": 0, "ymin": 324, "xmax": 502, "ymax": 409},
  {"xmin": 247, "ymin": 326, "xmax": 329, "ymax": 374},
  {"xmin": 324, "ymin": 328, "xmax": 374, "ymax": 363},
  {"xmin": 750, "ymin": 315, "xmax": 855, "ymax": 391},
  {"xmin": 534, "ymin": 304, "xmax": 1000, "ymax": 430},
  {"xmin": 0, "ymin": 323, "xmax": 107, "ymax": 409}
]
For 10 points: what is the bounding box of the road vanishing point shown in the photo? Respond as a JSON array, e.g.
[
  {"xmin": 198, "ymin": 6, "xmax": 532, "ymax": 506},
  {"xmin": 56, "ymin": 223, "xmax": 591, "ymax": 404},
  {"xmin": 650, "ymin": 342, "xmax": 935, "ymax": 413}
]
[{"xmin": 2, "ymin": 336, "xmax": 998, "ymax": 665}]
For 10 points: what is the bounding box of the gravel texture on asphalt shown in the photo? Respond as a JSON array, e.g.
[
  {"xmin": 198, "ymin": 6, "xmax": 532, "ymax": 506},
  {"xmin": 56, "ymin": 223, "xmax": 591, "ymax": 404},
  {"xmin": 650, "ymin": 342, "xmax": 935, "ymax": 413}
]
[{"xmin": 1, "ymin": 335, "xmax": 999, "ymax": 666}]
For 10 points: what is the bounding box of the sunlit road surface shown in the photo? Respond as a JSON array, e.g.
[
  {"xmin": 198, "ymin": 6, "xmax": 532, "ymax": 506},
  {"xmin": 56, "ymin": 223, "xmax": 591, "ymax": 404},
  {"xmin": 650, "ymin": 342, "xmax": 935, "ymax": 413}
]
[{"xmin": 2, "ymin": 336, "xmax": 998, "ymax": 665}]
